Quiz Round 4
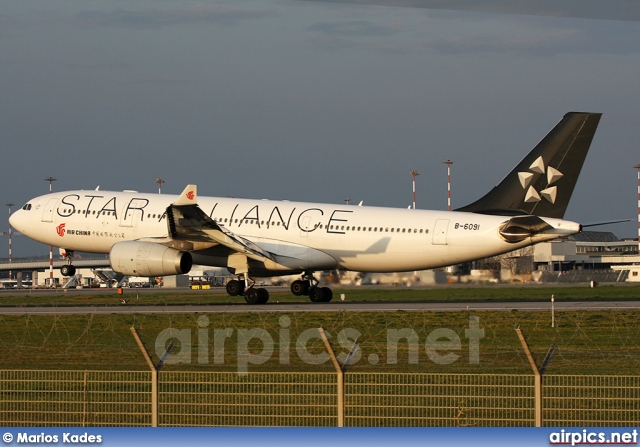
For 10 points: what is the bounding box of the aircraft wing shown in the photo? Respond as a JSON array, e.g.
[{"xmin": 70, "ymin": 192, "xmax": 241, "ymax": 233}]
[{"xmin": 163, "ymin": 185, "xmax": 276, "ymax": 263}]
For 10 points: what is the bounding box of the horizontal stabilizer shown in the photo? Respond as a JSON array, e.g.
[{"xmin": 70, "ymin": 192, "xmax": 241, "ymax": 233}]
[{"xmin": 581, "ymin": 219, "xmax": 632, "ymax": 228}]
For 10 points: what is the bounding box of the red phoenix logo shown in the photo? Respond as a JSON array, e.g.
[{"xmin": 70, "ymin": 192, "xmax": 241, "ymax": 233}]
[
  {"xmin": 186, "ymin": 191, "xmax": 195, "ymax": 200},
  {"xmin": 56, "ymin": 223, "xmax": 66, "ymax": 237}
]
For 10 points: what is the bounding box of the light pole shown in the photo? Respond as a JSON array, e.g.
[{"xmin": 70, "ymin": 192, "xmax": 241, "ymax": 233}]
[
  {"xmin": 344, "ymin": 198, "xmax": 351, "ymax": 205},
  {"xmin": 443, "ymin": 160, "xmax": 453, "ymax": 211},
  {"xmin": 156, "ymin": 177, "xmax": 165, "ymax": 194},
  {"xmin": 410, "ymin": 170, "xmax": 419, "ymax": 209},
  {"xmin": 635, "ymin": 164, "xmax": 640, "ymax": 255},
  {"xmin": 5, "ymin": 203, "xmax": 14, "ymax": 280},
  {"xmin": 45, "ymin": 177, "xmax": 57, "ymax": 287}
]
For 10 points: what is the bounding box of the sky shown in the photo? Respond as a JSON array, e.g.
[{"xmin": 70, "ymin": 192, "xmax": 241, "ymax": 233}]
[{"xmin": 1, "ymin": 0, "xmax": 639, "ymax": 257}]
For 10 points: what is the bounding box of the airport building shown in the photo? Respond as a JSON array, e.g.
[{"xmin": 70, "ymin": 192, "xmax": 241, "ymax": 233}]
[{"xmin": 530, "ymin": 231, "xmax": 640, "ymax": 282}]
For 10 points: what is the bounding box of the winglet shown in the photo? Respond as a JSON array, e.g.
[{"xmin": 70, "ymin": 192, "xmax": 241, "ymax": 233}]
[{"xmin": 174, "ymin": 184, "xmax": 198, "ymax": 206}]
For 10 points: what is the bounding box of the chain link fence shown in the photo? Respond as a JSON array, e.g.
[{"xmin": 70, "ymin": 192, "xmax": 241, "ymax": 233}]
[
  {"xmin": 1, "ymin": 370, "xmax": 638, "ymax": 427},
  {"xmin": 544, "ymin": 375, "xmax": 640, "ymax": 426},
  {"xmin": 159, "ymin": 372, "xmax": 336, "ymax": 426},
  {"xmin": 0, "ymin": 370, "xmax": 151, "ymax": 426},
  {"xmin": 345, "ymin": 373, "xmax": 534, "ymax": 427}
]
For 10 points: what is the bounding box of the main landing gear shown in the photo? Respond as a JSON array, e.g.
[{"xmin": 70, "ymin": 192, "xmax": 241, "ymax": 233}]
[
  {"xmin": 60, "ymin": 250, "xmax": 76, "ymax": 277},
  {"xmin": 224, "ymin": 272, "xmax": 333, "ymax": 304},
  {"xmin": 291, "ymin": 272, "xmax": 333, "ymax": 303},
  {"xmin": 226, "ymin": 276, "xmax": 270, "ymax": 305}
]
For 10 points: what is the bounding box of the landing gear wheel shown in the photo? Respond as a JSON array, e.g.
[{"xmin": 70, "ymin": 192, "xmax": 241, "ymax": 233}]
[
  {"xmin": 309, "ymin": 287, "xmax": 333, "ymax": 303},
  {"xmin": 291, "ymin": 280, "xmax": 310, "ymax": 296},
  {"xmin": 244, "ymin": 288, "xmax": 269, "ymax": 304},
  {"xmin": 309, "ymin": 287, "xmax": 324, "ymax": 303},
  {"xmin": 320, "ymin": 287, "xmax": 333, "ymax": 302},
  {"xmin": 244, "ymin": 288, "xmax": 261, "ymax": 304},
  {"xmin": 257, "ymin": 288, "xmax": 269, "ymax": 304},
  {"xmin": 226, "ymin": 280, "xmax": 245, "ymax": 296},
  {"xmin": 60, "ymin": 265, "xmax": 76, "ymax": 277}
]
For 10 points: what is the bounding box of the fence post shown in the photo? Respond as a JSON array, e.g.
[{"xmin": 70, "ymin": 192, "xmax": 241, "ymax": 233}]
[
  {"xmin": 130, "ymin": 326, "xmax": 158, "ymax": 427},
  {"xmin": 319, "ymin": 327, "xmax": 344, "ymax": 427},
  {"xmin": 83, "ymin": 371, "xmax": 87, "ymax": 427},
  {"xmin": 515, "ymin": 328, "xmax": 542, "ymax": 427}
]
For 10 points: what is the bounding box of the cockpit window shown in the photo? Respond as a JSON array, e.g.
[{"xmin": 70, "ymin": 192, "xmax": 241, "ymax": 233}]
[{"xmin": 22, "ymin": 204, "xmax": 32, "ymax": 211}]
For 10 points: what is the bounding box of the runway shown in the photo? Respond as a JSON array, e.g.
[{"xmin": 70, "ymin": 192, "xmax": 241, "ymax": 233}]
[{"xmin": 0, "ymin": 300, "xmax": 638, "ymax": 315}]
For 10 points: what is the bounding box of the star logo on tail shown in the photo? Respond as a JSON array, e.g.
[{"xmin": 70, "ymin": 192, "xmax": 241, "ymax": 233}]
[{"xmin": 518, "ymin": 156, "xmax": 563, "ymax": 204}]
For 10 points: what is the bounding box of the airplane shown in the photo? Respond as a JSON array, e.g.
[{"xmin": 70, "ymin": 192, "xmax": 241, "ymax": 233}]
[{"xmin": 10, "ymin": 112, "xmax": 601, "ymax": 304}]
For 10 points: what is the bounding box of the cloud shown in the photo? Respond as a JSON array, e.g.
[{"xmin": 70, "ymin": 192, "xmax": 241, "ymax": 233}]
[
  {"xmin": 75, "ymin": 3, "xmax": 276, "ymax": 30},
  {"xmin": 297, "ymin": 0, "xmax": 640, "ymax": 22},
  {"xmin": 423, "ymin": 30, "xmax": 581, "ymax": 56},
  {"xmin": 420, "ymin": 23, "xmax": 640, "ymax": 57},
  {"xmin": 308, "ymin": 20, "xmax": 398, "ymax": 37},
  {"xmin": 302, "ymin": 10, "xmax": 640, "ymax": 57}
]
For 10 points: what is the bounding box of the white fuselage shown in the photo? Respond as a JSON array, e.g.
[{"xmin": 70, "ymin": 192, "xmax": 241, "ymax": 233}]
[{"xmin": 10, "ymin": 189, "xmax": 580, "ymax": 274}]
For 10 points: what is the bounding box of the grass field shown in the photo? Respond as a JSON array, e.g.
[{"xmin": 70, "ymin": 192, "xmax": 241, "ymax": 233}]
[
  {"xmin": 0, "ymin": 285, "xmax": 639, "ymax": 375},
  {"xmin": 2, "ymin": 283, "xmax": 640, "ymax": 306}
]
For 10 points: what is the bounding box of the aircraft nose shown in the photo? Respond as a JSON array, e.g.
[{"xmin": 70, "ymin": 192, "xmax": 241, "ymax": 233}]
[{"xmin": 9, "ymin": 208, "xmax": 27, "ymax": 234}]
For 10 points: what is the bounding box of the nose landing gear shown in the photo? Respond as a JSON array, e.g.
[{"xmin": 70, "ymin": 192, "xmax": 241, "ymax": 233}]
[{"xmin": 60, "ymin": 250, "xmax": 76, "ymax": 277}]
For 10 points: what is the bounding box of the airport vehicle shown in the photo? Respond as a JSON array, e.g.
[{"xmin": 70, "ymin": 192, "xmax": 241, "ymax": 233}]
[{"xmin": 10, "ymin": 112, "xmax": 601, "ymax": 304}]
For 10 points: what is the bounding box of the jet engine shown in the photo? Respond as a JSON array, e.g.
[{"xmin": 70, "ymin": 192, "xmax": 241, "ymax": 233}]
[{"xmin": 109, "ymin": 241, "xmax": 192, "ymax": 276}]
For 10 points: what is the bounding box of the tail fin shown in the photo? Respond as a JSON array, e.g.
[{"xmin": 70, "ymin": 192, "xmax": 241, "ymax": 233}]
[{"xmin": 456, "ymin": 112, "xmax": 602, "ymax": 218}]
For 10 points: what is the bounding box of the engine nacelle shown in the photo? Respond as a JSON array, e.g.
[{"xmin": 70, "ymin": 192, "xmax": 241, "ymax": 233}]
[{"xmin": 109, "ymin": 241, "xmax": 192, "ymax": 276}]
